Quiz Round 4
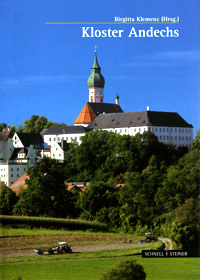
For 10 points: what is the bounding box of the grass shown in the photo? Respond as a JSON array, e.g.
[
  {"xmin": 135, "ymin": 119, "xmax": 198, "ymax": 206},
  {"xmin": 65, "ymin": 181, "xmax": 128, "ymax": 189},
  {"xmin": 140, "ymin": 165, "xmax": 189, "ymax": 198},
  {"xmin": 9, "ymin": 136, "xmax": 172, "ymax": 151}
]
[
  {"xmin": 0, "ymin": 228, "xmax": 133, "ymax": 238},
  {"xmin": 1, "ymin": 256, "xmax": 199, "ymax": 280},
  {"xmin": 0, "ymin": 228, "xmax": 82, "ymax": 237},
  {"xmin": 1, "ymin": 226, "xmax": 199, "ymax": 280}
]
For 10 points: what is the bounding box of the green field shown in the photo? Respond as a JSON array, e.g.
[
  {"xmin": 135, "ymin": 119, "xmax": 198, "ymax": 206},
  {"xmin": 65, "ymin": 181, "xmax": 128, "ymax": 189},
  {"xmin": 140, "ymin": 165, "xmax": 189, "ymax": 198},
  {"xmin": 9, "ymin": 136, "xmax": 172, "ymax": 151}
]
[
  {"xmin": 0, "ymin": 227, "xmax": 199, "ymax": 280},
  {"xmin": 1, "ymin": 256, "xmax": 200, "ymax": 280}
]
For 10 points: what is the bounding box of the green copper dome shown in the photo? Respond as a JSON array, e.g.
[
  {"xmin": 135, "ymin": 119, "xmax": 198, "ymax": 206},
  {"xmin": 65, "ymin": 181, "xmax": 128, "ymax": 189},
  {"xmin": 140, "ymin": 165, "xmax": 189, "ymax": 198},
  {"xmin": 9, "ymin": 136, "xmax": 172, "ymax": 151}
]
[{"xmin": 87, "ymin": 52, "xmax": 105, "ymax": 88}]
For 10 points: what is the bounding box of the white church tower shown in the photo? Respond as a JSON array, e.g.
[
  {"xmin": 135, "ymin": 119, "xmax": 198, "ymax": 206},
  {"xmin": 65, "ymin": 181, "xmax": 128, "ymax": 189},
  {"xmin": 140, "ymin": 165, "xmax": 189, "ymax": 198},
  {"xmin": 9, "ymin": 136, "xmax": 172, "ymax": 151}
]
[{"xmin": 87, "ymin": 48, "xmax": 105, "ymax": 103}]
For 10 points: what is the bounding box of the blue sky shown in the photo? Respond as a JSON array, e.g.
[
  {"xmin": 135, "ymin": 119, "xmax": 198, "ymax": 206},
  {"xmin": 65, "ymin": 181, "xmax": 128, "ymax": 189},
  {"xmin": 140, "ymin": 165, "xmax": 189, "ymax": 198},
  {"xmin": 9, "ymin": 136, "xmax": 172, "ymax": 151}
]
[{"xmin": 1, "ymin": 0, "xmax": 199, "ymax": 136}]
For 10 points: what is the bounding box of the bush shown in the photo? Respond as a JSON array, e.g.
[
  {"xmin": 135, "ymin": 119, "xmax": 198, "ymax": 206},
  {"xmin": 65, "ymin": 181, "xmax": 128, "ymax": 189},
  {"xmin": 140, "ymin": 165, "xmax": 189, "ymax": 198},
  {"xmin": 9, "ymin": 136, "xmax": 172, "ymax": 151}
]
[{"xmin": 100, "ymin": 260, "xmax": 146, "ymax": 280}]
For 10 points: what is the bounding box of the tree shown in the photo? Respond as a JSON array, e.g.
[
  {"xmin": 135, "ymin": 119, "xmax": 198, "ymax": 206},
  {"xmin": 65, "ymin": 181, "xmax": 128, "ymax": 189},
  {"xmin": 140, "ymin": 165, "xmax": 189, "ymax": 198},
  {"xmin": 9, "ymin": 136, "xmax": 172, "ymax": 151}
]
[
  {"xmin": 23, "ymin": 115, "xmax": 48, "ymax": 133},
  {"xmin": 100, "ymin": 260, "xmax": 146, "ymax": 280},
  {"xmin": 22, "ymin": 115, "xmax": 67, "ymax": 133},
  {"xmin": 0, "ymin": 123, "xmax": 7, "ymax": 132},
  {"xmin": 79, "ymin": 181, "xmax": 118, "ymax": 221},
  {"xmin": 170, "ymin": 198, "xmax": 200, "ymax": 251},
  {"xmin": 13, "ymin": 158, "xmax": 75, "ymax": 218},
  {"xmin": 119, "ymin": 170, "xmax": 164, "ymax": 231},
  {"xmin": 0, "ymin": 182, "xmax": 18, "ymax": 215},
  {"xmin": 191, "ymin": 129, "xmax": 200, "ymax": 151},
  {"xmin": 155, "ymin": 147, "xmax": 200, "ymax": 212}
]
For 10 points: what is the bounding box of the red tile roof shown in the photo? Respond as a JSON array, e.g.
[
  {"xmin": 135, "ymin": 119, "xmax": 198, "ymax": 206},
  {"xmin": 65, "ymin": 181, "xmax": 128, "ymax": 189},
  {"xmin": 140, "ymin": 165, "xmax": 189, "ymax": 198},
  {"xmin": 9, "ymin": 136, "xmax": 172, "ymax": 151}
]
[
  {"xmin": 9, "ymin": 173, "xmax": 29, "ymax": 195},
  {"xmin": 74, "ymin": 103, "xmax": 96, "ymax": 125}
]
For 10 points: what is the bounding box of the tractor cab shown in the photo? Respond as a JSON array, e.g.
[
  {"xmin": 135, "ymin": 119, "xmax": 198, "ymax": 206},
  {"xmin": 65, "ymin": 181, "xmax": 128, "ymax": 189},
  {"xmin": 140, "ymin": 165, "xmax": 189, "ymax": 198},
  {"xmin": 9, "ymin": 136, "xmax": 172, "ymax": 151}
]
[{"xmin": 58, "ymin": 242, "xmax": 67, "ymax": 247}]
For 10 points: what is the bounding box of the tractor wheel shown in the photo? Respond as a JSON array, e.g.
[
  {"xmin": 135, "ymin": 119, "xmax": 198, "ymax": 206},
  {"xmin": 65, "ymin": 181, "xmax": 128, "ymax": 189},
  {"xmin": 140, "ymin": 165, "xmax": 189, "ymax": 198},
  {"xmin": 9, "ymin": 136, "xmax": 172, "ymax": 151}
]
[
  {"xmin": 61, "ymin": 248, "xmax": 66, "ymax": 254},
  {"xmin": 146, "ymin": 238, "xmax": 151, "ymax": 243},
  {"xmin": 67, "ymin": 248, "xmax": 72, "ymax": 253}
]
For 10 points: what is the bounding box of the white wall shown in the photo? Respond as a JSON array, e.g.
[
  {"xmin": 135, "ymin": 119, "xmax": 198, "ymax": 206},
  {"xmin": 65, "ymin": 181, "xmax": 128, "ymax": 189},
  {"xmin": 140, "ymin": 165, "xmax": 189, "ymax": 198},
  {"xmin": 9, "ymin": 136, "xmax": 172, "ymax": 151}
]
[
  {"xmin": 0, "ymin": 164, "xmax": 28, "ymax": 186},
  {"xmin": 43, "ymin": 126, "xmax": 193, "ymax": 149},
  {"xmin": 51, "ymin": 142, "xmax": 65, "ymax": 161},
  {"xmin": 98, "ymin": 126, "xmax": 193, "ymax": 147},
  {"xmin": 44, "ymin": 133, "xmax": 85, "ymax": 146},
  {"xmin": 12, "ymin": 133, "xmax": 23, "ymax": 148}
]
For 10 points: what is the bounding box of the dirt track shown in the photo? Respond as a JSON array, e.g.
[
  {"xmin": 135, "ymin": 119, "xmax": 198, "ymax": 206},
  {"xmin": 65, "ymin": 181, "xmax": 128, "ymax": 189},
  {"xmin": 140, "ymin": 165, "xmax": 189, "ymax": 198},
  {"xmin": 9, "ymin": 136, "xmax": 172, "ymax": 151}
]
[{"xmin": 0, "ymin": 242, "xmax": 147, "ymax": 258}]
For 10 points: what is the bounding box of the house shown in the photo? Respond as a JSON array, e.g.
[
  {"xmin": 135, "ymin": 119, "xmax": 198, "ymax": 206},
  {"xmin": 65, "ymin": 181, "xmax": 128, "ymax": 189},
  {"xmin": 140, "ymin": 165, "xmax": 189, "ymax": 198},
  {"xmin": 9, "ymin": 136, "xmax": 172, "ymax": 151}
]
[
  {"xmin": 50, "ymin": 140, "xmax": 69, "ymax": 161},
  {"xmin": 65, "ymin": 182, "xmax": 89, "ymax": 192},
  {"xmin": 0, "ymin": 133, "xmax": 42, "ymax": 186},
  {"xmin": 88, "ymin": 109, "xmax": 193, "ymax": 148},
  {"xmin": 12, "ymin": 132, "xmax": 44, "ymax": 157},
  {"xmin": 43, "ymin": 125, "xmax": 87, "ymax": 146},
  {"xmin": 0, "ymin": 127, "xmax": 13, "ymax": 141},
  {"xmin": 42, "ymin": 147, "xmax": 51, "ymax": 158}
]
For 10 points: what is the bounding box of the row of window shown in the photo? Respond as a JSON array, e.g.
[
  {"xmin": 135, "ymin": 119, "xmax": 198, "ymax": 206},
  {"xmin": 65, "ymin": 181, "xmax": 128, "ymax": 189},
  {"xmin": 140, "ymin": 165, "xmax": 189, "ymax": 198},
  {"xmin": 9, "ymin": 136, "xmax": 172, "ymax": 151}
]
[
  {"xmin": 11, "ymin": 167, "xmax": 26, "ymax": 172},
  {"xmin": 52, "ymin": 154, "xmax": 62, "ymax": 158},
  {"xmin": 110, "ymin": 127, "xmax": 192, "ymax": 135},
  {"xmin": 1, "ymin": 168, "xmax": 7, "ymax": 171},
  {"xmin": 49, "ymin": 136, "xmax": 80, "ymax": 142},
  {"xmin": 11, "ymin": 174, "xmax": 20, "ymax": 178},
  {"xmin": 47, "ymin": 127, "xmax": 192, "ymax": 143},
  {"xmin": 159, "ymin": 135, "xmax": 191, "ymax": 141},
  {"xmin": 149, "ymin": 127, "xmax": 192, "ymax": 133}
]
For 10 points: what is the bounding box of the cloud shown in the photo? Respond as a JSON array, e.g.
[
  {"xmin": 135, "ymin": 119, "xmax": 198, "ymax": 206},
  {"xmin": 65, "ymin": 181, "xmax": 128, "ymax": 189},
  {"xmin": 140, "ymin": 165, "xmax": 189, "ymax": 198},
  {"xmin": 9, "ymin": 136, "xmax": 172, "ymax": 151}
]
[
  {"xmin": 0, "ymin": 74, "xmax": 84, "ymax": 90},
  {"xmin": 153, "ymin": 50, "xmax": 200, "ymax": 61},
  {"xmin": 122, "ymin": 49, "xmax": 200, "ymax": 67}
]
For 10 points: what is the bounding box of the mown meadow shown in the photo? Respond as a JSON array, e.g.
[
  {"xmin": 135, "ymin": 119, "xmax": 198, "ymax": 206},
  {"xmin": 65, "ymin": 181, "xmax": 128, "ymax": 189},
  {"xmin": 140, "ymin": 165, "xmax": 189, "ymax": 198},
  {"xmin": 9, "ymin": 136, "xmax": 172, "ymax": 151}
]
[
  {"xmin": 1, "ymin": 256, "xmax": 200, "ymax": 280},
  {"xmin": 0, "ymin": 226, "xmax": 200, "ymax": 280}
]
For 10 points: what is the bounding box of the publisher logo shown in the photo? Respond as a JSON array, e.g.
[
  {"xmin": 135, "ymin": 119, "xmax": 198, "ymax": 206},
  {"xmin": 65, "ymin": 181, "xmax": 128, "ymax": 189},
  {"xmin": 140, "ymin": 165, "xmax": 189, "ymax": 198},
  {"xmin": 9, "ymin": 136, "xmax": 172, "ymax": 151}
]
[{"xmin": 142, "ymin": 250, "xmax": 199, "ymax": 258}]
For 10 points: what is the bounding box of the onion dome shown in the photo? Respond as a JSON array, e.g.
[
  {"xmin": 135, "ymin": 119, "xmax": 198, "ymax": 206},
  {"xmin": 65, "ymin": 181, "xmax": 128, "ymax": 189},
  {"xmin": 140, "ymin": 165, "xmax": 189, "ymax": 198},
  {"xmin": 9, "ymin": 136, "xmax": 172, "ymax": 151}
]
[{"xmin": 87, "ymin": 50, "xmax": 105, "ymax": 88}]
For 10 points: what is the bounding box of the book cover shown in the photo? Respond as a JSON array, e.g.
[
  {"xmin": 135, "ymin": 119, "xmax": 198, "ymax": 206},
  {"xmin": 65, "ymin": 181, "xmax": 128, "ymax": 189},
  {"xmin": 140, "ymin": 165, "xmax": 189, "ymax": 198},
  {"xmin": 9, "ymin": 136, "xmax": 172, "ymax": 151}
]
[{"xmin": 0, "ymin": 0, "xmax": 199, "ymax": 279}]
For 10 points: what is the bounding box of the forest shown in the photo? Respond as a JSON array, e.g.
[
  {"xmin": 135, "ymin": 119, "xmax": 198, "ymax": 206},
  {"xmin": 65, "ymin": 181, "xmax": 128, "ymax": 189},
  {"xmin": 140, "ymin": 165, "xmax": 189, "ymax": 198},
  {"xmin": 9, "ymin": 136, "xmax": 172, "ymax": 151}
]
[{"xmin": 0, "ymin": 118, "xmax": 199, "ymax": 251}]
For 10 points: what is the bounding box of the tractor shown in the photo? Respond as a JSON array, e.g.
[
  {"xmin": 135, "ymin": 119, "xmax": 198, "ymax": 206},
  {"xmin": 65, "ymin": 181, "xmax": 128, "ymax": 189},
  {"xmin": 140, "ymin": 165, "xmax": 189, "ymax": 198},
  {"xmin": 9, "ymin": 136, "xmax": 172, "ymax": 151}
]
[
  {"xmin": 144, "ymin": 232, "xmax": 158, "ymax": 243},
  {"xmin": 56, "ymin": 242, "xmax": 72, "ymax": 254}
]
